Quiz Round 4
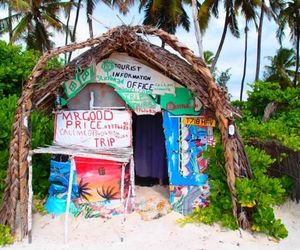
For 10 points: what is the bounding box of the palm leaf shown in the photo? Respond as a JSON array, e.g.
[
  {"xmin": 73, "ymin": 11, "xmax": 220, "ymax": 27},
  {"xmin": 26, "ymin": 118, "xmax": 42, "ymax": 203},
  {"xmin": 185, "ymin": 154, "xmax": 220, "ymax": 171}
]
[
  {"xmin": 228, "ymin": 6, "xmax": 240, "ymax": 38},
  {"xmin": 46, "ymin": 1, "xmax": 75, "ymax": 16},
  {"xmin": 11, "ymin": 14, "xmax": 30, "ymax": 42},
  {"xmin": 9, "ymin": 0, "xmax": 29, "ymax": 11}
]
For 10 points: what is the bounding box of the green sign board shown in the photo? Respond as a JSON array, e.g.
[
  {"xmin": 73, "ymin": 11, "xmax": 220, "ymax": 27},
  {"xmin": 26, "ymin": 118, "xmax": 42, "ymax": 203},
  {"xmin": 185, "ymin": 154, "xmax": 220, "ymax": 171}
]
[
  {"xmin": 116, "ymin": 90, "xmax": 161, "ymax": 115},
  {"xmin": 160, "ymin": 88, "xmax": 202, "ymax": 115},
  {"xmin": 63, "ymin": 67, "xmax": 94, "ymax": 99}
]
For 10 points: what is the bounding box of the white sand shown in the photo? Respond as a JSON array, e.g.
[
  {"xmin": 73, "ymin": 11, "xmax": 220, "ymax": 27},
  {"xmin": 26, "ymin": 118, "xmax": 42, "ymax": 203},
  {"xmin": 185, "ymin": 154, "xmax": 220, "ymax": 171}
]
[{"xmin": 3, "ymin": 186, "xmax": 300, "ymax": 250}]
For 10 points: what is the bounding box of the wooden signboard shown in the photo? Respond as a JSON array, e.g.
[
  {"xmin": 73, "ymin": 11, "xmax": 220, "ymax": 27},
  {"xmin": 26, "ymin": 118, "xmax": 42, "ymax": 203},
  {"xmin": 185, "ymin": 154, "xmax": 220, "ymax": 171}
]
[{"xmin": 54, "ymin": 110, "xmax": 132, "ymax": 149}]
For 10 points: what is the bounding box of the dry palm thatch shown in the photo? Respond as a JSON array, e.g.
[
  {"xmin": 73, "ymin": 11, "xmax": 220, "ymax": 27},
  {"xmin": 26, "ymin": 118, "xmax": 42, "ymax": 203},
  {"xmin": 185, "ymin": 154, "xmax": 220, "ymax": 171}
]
[{"xmin": 0, "ymin": 25, "xmax": 253, "ymax": 238}]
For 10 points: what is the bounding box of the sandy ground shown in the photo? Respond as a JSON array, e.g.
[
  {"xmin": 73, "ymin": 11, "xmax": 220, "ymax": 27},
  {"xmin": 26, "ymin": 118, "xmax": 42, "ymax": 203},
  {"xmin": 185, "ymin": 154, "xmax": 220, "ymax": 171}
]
[{"xmin": 3, "ymin": 185, "xmax": 300, "ymax": 250}]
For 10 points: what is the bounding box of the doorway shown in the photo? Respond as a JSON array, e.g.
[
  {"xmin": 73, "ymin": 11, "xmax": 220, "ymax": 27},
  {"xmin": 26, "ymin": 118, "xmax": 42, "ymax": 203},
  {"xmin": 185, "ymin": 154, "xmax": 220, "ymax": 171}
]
[{"xmin": 132, "ymin": 113, "xmax": 168, "ymax": 186}]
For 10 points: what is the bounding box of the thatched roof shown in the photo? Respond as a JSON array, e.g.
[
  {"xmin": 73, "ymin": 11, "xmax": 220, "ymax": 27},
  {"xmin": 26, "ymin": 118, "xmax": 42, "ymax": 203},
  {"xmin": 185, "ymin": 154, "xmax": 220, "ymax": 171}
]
[
  {"xmin": 0, "ymin": 25, "xmax": 253, "ymax": 239},
  {"xmin": 33, "ymin": 25, "xmax": 232, "ymax": 115}
]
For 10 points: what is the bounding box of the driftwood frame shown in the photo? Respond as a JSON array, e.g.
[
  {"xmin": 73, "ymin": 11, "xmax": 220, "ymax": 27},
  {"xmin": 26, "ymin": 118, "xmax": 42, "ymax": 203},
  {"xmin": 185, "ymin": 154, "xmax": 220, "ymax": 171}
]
[{"xmin": 0, "ymin": 25, "xmax": 253, "ymax": 238}]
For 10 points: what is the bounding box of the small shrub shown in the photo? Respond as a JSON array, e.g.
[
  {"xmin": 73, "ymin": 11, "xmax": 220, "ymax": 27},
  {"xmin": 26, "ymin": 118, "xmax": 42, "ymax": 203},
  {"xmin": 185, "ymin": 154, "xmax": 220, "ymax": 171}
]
[{"xmin": 0, "ymin": 224, "xmax": 14, "ymax": 246}]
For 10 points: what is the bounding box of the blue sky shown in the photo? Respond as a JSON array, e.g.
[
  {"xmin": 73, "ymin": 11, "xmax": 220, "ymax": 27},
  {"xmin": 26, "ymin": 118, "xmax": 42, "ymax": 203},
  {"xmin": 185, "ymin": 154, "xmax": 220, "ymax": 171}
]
[{"xmin": 0, "ymin": 2, "xmax": 292, "ymax": 100}]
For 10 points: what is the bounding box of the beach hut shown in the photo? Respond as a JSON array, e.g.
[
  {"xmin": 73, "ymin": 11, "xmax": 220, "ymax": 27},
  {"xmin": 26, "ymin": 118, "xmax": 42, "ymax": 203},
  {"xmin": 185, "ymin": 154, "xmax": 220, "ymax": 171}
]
[{"xmin": 0, "ymin": 25, "xmax": 253, "ymax": 240}]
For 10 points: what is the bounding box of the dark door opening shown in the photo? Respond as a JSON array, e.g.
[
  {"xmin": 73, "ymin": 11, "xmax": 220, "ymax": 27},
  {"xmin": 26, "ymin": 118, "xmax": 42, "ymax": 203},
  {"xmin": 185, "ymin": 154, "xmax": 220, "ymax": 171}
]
[{"xmin": 132, "ymin": 113, "xmax": 168, "ymax": 186}]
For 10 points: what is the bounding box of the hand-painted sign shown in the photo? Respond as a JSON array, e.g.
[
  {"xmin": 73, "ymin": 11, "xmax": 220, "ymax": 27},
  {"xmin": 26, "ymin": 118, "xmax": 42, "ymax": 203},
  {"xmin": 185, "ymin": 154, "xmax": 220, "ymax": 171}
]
[
  {"xmin": 116, "ymin": 91, "xmax": 161, "ymax": 115},
  {"xmin": 75, "ymin": 157, "xmax": 128, "ymax": 203},
  {"xmin": 63, "ymin": 67, "xmax": 94, "ymax": 99},
  {"xmin": 160, "ymin": 87, "xmax": 203, "ymax": 115},
  {"xmin": 183, "ymin": 116, "xmax": 216, "ymax": 127},
  {"xmin": 54, "ymin": 110, "xmax": 132, "ymax": 149},
  {"xmin": 96, "ymin": 53, "xmax": 176, "ymax": 95},
  {"xmin": 163, "ymin": 111, "xmax": 209, "ymax": 186}
]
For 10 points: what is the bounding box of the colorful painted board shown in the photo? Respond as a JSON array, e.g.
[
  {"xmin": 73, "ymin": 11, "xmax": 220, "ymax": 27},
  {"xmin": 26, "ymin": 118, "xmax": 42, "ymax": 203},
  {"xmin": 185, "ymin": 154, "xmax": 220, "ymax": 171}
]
[
  {"xmin": 45, "ymin": 160, "xmax": 79, "ymax": 215},
  {"xmin": 162, "ymin": 111, "xmax": 209, "ymax": 186},
  {"xmin": 169, "ymin": 182, "xmax": 210, "ymax": 215},
  {"xmin": 74, "ymin": 157, "xmax": 129, "ymax": 203}
]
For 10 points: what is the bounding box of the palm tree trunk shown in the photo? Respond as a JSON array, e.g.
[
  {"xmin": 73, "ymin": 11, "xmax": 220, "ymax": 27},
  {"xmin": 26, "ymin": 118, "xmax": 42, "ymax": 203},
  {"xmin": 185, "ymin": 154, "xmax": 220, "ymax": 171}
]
[
  {"xmin": 240, "ymin": 24, "xmax": 248, "ymax": 101},
  {"xmin": 211, "ymin": 11, "xmax": 229, "ymax": 72},
  {"xmin": 87, "ymin": 15, "xmax": 93, "ymax": 38},
  {"xmin": 34, "ymin": 16, "xmax": 51, "ymax": 52},
  {"xmin": 191, "ymin": 0, "xmax": 203, "ymax": 58},
  {"xmin": 8, "ymin": 5, "xmax": 12, "ymax": 43},
  {"xmin": 68, "ymin": 0, "xmax": 82, "ymax": 62},
  {"xmin": 293, "ymin": 28, "xmax": 299, "ymax": 87},
  {"xmin": 255, "ymin": 2, "xmax": 264, "ymax": 82},
  {"xmin": 65, "ymin": 0, "xmax": 74, "ymax": 64}
]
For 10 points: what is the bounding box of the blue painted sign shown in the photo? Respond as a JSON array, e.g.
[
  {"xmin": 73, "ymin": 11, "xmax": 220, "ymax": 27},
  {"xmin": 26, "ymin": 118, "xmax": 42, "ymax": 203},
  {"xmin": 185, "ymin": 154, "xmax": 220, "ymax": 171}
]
[{"xmin": 162, "ymin": 111, "xmax": 208, "ymax": 186}]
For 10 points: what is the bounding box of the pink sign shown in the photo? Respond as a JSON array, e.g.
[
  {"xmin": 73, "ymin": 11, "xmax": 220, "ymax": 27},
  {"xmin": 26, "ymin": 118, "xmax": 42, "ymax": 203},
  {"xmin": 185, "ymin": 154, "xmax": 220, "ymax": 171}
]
[{"xmin": 54, "ymin": 110, "xmax": 132, "ymax": 149}]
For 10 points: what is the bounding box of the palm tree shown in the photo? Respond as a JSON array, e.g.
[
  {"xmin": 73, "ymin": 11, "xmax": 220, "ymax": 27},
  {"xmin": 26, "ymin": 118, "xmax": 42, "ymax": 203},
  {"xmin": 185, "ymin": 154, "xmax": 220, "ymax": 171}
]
[
  {"xmin": 67, "ymin": 0, "xmax": 82, "ymax": 62},
  {"xmin": 64, "ymin": 0, "xmax": 76, "ymax": 63},
  {"xmin": 254, "ymin": 0, "xmax": 284, "ymax": 81},
  {"xmin": 210, "ymin": 0, "xmax": 240, "ymax": 72},
  {"xmin": 139, "ymin": 0, "xmax": 190, "ymax": 47},
  {"xmin": 264, "ymin": 47, "xmax": 298, "ymax": 88},
  {"xmin": 67, "ymin": 0, "xmax": 134, "ymax": 62},
  {"xmin": 85, "ymin": 0, "xmax": 135, "ymax": 39},
  {"xmin": 78, "ymin": 178, "xmax": 92, "ymax": 201},
  {"xmin": 191, "ymin": 0, "xmax": 219, "ymax": 59},
  {"xmin": 235, "ymin": 0, "xmax": 259, "ymax": 101},
  {"xmin": 192, "ymin": 0, "xmax": 203, "ymax": 57},
  {"xmin": 276, "ymin": 0, "xmax": 300, "ymax": 87},
  {"xmin": 0, "ymin": 0, "xmax": 73, "ymax": 52},
  {"xmin": 86, "ymin": 0, "xmax": 100, "ymax": 38}
]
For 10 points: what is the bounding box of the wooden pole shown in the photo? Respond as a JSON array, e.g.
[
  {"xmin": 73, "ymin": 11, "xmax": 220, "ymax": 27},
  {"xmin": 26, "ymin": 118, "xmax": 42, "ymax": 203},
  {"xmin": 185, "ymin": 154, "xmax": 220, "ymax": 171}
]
[
  {"xmin": 121, "ymin": 163, "xmax": 125, "ymax": 204},
  {"xmin": 130, "ymin": 155, "xmax": 135, "ymax": 197},
  {"xmin": 27, "ymin": 153, "xmax": 33, "ymax": 243},
  {"xmin": 64, "ymin": 157, "xmax": 75, "ymax": 244}
]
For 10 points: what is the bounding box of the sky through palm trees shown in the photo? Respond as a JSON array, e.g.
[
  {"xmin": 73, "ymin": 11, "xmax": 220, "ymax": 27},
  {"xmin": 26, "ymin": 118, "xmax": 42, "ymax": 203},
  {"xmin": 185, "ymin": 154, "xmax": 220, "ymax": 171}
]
[{"xmin": 0, "ymin": 2, "xmax": 294, "ymax": 99}]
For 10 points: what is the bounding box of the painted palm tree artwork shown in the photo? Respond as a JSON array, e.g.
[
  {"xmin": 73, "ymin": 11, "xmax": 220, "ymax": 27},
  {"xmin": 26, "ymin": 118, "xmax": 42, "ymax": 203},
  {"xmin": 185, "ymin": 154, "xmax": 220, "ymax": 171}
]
[
  {"xmin": 75, "ymin": 157, "xmax": 124, "ymax": 203},
  {"xmin": 78, "ymin": 178, "xmax": 92, "ymax": 202},
  {"xmin": 97, "ymin": 186, "xmax": 119, "ymax": 200}
]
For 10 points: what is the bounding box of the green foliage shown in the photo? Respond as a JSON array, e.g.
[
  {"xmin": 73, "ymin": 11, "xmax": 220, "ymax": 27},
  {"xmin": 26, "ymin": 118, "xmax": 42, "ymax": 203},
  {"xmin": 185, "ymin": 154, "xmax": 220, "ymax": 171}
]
[
  {"xmin": 0, "ymin": 224, "xmax": 14, "ymax": 246},
  {"xmin": 0, "ymin": 42, "xmax": 62, "ymax": 201},
  {"xmin": 0, "ymin": 41, "xmax": 63, "ymax": 98},
  {"xmin": 34, "ymin": 198, "xmax": 47, "ymax": 215},
  {"xmin": 0, "ymin": 41, "xmax": 39, "ymax": 97},
  {"xmin": 237, "ymin": 81, "xmax": 300, "ymax": 151},
  {"xmin": 252, "ymin": 207, "xmax": 288, "ymax": 239},
  {"xmin": 263, "ymin": 47, "xmax": 298, "ymax": 88},
  {"xmin": 0, "ymin": 95, "xmax": 53, "ymax": 202},
  {"xmin": 247, "ymin": 81, "xmax": 300, "ymax": 116},
  {"xmin": 31, "ymin": 111, "xmax": 53, "ymax": 198},
  {"xmin": 0, "ymin": 95, "xmax": 18, "ymax": 201}
]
